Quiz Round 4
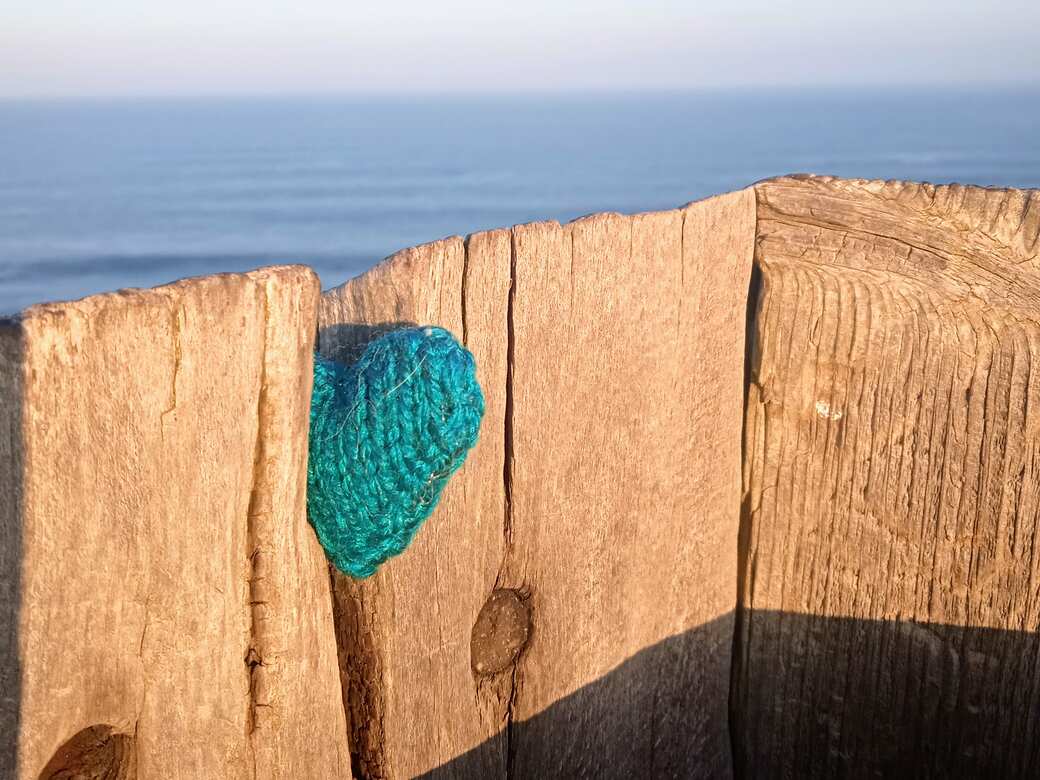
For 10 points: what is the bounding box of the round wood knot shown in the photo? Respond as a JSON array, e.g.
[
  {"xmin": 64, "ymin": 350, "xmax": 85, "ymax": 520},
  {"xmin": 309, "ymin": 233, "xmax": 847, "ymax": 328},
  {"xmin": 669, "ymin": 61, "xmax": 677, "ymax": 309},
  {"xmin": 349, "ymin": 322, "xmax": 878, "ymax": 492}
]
[
  {"xmin": 39, "ymin": 724, "xmax": 135, "ymax": 779},
  {"xmin": 470, "ymin": 588, "xmax": 531, "ymax": 677}
]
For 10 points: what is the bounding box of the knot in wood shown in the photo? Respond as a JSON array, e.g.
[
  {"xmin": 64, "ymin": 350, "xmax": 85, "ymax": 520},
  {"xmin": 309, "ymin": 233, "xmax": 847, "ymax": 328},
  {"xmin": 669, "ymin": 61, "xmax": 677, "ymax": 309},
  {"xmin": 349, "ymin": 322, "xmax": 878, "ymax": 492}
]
[{"xmin": 470, "ymin": 588, "xmax": 530, "ymax": 677}]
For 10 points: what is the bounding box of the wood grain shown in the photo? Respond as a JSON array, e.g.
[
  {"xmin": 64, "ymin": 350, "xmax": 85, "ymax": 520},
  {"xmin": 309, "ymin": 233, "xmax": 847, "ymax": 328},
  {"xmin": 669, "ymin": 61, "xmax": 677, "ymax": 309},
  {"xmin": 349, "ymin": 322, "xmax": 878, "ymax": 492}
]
[
  {"xmin": 0, "ymin": 268, "xmax": 350, "ymax": 779},
  {"xmin": 318, "ymin": 189, "xmax": 756, "ymax": 778},
  {"xmin": 507, "ymin": 195, "xmax": 755, "ymax": 779},
  {"xmin": 320, "ymin": 233, "xmax": 511, "ymax": 780},
  {"xmin": 10, "ymin": 174, "xmax": 1035, "ymax": 777},
  {"xmin": 736, "ymin": 176, "xmax": 1040, "ymax": 777}
]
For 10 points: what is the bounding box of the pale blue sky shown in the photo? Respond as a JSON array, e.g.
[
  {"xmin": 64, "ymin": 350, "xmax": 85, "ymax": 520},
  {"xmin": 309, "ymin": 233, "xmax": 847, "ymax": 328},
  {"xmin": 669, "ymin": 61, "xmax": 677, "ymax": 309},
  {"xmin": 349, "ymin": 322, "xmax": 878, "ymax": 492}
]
[{"xmin": 2, "ymin": 0, "xmax": 1038, "ymax": 97}]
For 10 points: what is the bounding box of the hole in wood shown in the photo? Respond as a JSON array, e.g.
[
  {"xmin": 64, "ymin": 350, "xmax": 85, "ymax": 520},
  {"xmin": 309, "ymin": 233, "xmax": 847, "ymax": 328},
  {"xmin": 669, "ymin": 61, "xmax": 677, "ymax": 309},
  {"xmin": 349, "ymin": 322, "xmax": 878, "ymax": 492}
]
[
  {"xmin": 39, "ymin": 724, "xmax": 136, "ymax": 780},
  {"xmin": 471, "ymin": 588, "xmax": 531, "ymax": 677}
]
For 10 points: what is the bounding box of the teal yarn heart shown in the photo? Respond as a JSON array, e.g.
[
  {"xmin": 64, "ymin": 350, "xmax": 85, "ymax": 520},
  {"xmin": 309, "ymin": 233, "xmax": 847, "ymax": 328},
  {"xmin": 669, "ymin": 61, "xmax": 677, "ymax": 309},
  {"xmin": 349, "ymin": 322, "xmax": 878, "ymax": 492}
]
[{"xmin": 307, "ymin": 326, "xmax": 484, "ymax": 578}]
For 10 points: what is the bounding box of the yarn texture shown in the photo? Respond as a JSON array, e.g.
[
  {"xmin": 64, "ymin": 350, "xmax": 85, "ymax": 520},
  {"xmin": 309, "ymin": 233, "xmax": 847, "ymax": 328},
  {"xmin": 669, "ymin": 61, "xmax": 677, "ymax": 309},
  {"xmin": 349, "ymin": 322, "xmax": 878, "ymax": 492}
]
[{"xmin": 307, "ymin": 326, "xmax": 484, "ymax": 578}]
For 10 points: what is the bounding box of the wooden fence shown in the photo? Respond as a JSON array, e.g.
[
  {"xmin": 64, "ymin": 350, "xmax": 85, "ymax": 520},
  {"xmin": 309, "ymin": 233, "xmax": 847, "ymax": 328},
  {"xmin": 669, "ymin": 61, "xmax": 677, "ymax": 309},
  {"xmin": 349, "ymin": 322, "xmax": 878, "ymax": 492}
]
[{"xmin": 1, "ymin": 176, "xmax": 1038, "ymax": 778}]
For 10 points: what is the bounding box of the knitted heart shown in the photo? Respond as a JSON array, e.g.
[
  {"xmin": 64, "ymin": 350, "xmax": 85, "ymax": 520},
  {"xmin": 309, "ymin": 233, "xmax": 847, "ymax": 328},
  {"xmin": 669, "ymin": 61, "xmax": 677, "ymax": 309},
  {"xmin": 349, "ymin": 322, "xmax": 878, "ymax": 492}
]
[{"xmin": 307, "ymin": 326, "xmax": 484, "ymax": 578}]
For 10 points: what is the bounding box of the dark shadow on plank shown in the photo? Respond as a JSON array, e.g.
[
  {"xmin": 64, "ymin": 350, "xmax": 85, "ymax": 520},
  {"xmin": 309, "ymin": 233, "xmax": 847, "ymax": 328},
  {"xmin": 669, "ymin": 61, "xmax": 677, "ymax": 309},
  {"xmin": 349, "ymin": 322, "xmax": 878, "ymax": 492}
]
[
  {"xmin": 0, "ymin": 318, "xmax": 24, "ymax": 776},
  {"xmin": 416, "ymin": 611, "xmax": 1040, "ymax": 780},
  {"xmin": 732, "ymin": 610, "xmax": 1040, "ymax": 779},
  {"xmin": 420, "ymin": 613, "xmax": 736, "ymax": 780},
  {"xmin": 317, "ymin": 321, "xmax": 419, "ymax": 364}
]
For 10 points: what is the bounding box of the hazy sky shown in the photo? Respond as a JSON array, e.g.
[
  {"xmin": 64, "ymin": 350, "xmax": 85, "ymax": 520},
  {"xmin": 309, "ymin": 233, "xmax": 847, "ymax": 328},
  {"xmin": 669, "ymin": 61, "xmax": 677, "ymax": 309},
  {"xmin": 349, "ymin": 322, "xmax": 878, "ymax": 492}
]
[{"xmin": 3, "ymin": 0, "xmax": 1038, "ymax": 97}]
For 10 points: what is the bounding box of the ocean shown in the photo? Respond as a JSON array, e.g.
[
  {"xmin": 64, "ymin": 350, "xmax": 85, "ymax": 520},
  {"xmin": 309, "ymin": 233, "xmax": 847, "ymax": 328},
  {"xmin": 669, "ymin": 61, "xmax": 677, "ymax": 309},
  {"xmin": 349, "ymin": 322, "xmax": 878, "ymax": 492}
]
[{"xmin": 1, "ymin": 89, "xmax": 1038, "ymax": 314}]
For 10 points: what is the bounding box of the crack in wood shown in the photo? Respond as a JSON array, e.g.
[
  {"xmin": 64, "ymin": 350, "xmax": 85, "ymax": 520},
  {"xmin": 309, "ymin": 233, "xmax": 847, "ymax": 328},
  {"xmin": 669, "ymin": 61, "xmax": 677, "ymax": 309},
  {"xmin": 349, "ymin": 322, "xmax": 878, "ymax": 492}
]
[
  {"xmin": 461, "ymin": 236, "xmax": 470, "ymax": 348},
  {"xmin": 159, "ymin": 305, "xmax": 183, "ymax": 438},
  {"xmin": 245, "ymin": 283, "xmax": 270, "ymax": 743},
  {"xmin": 501, "ymin": 230, "xmax": 518, "ymax": 563},
  {"xmin": 500, "ymin": 228, "xmax": 521, "ymax": 780}
]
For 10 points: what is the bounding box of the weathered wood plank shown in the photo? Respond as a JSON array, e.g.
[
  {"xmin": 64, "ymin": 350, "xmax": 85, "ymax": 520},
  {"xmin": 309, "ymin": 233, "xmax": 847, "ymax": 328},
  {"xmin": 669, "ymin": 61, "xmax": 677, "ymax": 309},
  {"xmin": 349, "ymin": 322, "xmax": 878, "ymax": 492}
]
[
  {"xmin": 0, "ymin": 268, "xmax": 350, "ymax": 778},
  {"xmin": 319, "ymin": 189, "xmax": 756, "ymax": 778},
  {"xmin": 506, "ymin": 194, "xmax": 755, "ymax": 778},
  {"xmin": 248, "ymin": 270, "xmax": 353, "ymax": 778},
  {"xmin": 736, "ymin": 175, "xmax": 1040, "ymax": 778},
  {"xmin": 320, "ymin": 234, "xmax": 511, "ymax": 779}
]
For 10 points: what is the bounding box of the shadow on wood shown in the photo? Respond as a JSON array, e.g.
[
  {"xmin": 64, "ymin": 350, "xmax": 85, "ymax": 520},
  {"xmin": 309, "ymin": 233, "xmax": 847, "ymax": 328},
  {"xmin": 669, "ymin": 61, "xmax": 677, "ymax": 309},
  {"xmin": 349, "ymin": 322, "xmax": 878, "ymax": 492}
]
[
  {"xmin": 732, "ymin": 611, "xmax": 1040, "ymax": 779},
  {"xmin": 418, "ymin": 613, "xmax": 735, "ymax": 780},
  {"xmin": 317, "ymin": 321, "xmax": 419, "ymax": 365},
  {"xmin": 0, "ymin": 319, "xmax": 23, "ymax": 778},
  {"xmin": 415, "ymin": 611, "xmax": 1039, "ymax": 779},
  {"xmin": 740, "ymin": 177, "xmax": 1040, "ymax": 780},
  {"xmin": 37, "ymin": 725, "xmax": 135, "ymax": 779}
]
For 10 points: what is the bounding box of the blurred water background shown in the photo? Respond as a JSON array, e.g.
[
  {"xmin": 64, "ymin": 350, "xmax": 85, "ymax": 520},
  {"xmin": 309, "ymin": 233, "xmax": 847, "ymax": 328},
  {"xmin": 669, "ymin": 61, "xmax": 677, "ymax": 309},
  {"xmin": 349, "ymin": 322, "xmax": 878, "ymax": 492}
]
[{"xmin": 1, "ymin": 88, "xmax": 1038, "ymax": 314}]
